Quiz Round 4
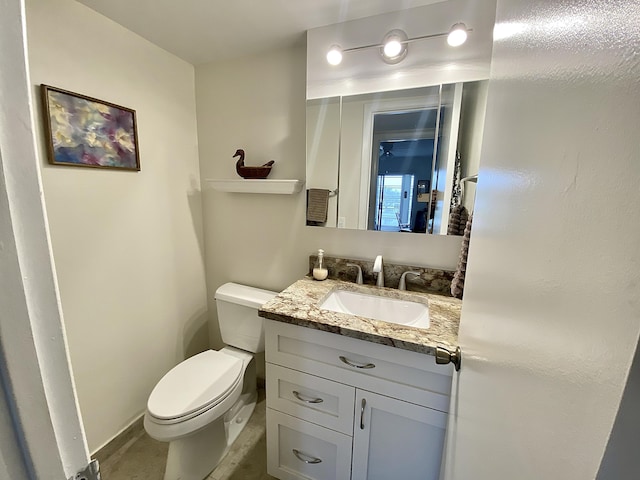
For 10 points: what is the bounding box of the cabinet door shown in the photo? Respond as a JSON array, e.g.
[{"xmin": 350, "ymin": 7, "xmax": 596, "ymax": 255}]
[{"xmin": 352, "ymin": 390, "xmax": 447, "ymax": 480}]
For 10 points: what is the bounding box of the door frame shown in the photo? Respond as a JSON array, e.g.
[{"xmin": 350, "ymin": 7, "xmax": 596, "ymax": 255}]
[{"xmin": 0, "ymin": 1, "xmax": 89, "ymax": 477}]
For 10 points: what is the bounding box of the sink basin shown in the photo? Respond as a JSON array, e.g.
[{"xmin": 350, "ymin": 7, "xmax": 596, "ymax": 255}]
[{"xmin": 319, "ymin": 289, "xmax": 429, "ymax": 329}]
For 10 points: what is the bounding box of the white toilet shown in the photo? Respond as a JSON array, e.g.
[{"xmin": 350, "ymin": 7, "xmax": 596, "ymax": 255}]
[{"xmin": 144, "ymin": 282, "xmax": 277, "ymax": 480}]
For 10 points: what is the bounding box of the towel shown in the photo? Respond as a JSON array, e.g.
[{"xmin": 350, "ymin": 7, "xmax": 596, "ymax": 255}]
[
  {"xmin": 306, "ymin": 189, "xmax": 330, "ymax": 224},
  {"xmin": 451, "ymin": 213, "xmax": 472, "ymax": 299},
  {"xmin": 447, "ymin": 205, "xmax": 469, "ymax": 236}
]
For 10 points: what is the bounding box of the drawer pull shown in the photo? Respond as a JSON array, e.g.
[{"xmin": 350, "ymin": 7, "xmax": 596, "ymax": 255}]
[
  {"xmin": 360, "ymin": 398, "xmax": 366, "ymax": 430},
  {"xmin": 292, "ymin": 449, "xmax": 322, "ymax": 464},
  {"xmin": 292, "ymin": 390, "xmax": 324, "ymax": 404},
  {"xmin": 339, "ymin": 355, "xmax": 375, "ymax": 369}
]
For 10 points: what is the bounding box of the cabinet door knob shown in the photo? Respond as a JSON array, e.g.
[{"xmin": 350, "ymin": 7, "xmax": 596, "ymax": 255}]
[
  {"xmin": 292, "ymin": 449, "xmax": 322, "ymax": 464},
  {"xmin": 435, "ymin": 346, "xmax": 462, "ymax": 371},
  {"xmin": 339, "ymin": 355, "xmax": 375, "ymax": 369},
  {"xmin": 360, "ymin": 398, "xmax": 366, "ymax": 430},
  {"xmin": 292, "ymin": 390, "xmax": 324, "ymax": 404}
]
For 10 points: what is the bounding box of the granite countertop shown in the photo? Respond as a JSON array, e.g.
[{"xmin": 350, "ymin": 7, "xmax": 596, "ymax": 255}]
[{"xmin": 258, "ymin": 276, "xmax": 461, "ymax": 356}]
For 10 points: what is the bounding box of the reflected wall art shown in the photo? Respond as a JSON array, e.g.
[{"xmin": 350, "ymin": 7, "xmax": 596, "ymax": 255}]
[{"xmin": 41, "ymin": 85, "xmax": 140, "ymax": 171}]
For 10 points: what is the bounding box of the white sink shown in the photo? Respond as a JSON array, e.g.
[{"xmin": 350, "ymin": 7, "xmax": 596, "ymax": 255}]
[{"xmin": 319, "ymin": 289, "xmax": 429, "ymax": 329}]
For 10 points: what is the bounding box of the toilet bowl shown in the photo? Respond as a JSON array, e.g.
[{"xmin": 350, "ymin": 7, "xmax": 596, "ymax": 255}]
[{"xmin": 143, "ymin": 283, "xmax": 277, "ymax": 480}]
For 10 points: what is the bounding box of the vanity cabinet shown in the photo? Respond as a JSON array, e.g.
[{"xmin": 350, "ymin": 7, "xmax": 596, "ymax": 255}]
[{"xmin": 265, "ymin": 319, "xmax": 453, "ymax": 480}]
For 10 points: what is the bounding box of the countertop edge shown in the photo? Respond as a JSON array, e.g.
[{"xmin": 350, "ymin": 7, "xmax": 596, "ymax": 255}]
[{"xmin": 258, "ymin": 277, "xmax": 460, "ymax": 357}]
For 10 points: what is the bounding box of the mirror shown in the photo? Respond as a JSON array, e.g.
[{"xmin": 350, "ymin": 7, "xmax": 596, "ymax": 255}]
[
  {"xmin": 304, "ymin": 0, "xmax": 495, "ymax": 235},
  {"xmin": 306, "ymin": 80, "xmax": 488, "ymax": 234}
]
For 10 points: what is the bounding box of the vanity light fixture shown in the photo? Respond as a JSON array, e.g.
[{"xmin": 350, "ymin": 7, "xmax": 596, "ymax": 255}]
[{"xmin": 326, "ymin": 23, "xmax": 470, "ymax": 66}]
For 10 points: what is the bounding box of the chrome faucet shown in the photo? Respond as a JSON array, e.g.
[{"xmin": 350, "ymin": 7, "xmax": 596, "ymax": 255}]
[
  {"xmin": 373, "ymin": 255, "xmax": 384, "ymax": 287},
  {"xmin": 346, "ymin": 263, "xmax": 363, "ymax": 284},
  {"xmin": 398, "ymin": 271, "xmax": 421, "ymax": 291}
]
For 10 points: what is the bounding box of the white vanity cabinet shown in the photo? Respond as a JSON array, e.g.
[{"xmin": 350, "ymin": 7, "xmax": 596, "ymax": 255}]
[{"xmin": 264, "ymin": 319, "xmax": 453, "ymax": 480}]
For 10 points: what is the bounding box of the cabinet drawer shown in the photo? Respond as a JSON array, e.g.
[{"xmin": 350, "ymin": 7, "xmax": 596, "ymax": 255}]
[
  {"xmin": 267, "ymin": 363, "xmax": 355, "ymax": 435},
  {"xmin": 267, "ymin": 408, "xmax": 352, "ymax": 480},
  {"xmin": 265, "ymin": 320, "xmax": 452, "ymax": 412}
]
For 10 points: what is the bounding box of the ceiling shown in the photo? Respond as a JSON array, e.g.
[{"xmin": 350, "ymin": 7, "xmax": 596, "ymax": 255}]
[{"xmin": 76, "ymin": 0, "xmax": 447, "ymax": 65}]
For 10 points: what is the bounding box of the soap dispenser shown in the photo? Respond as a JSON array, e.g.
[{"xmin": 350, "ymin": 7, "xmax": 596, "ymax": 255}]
[{"xmin": 313, "ymin": 249, "xmax": 329, "ymax": 281}]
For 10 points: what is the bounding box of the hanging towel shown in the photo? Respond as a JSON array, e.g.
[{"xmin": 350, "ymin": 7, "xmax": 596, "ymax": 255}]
[
  {"xmin": 306, "ymin": 189, "xmax": 330, "ymax": 224},
  {"xmin": 451, "ymin": 213, "xmax": 473, "ymax": 299},
  {"xmin": 447, "ymin": 204, "xmax": 469, "ymax": 236}
]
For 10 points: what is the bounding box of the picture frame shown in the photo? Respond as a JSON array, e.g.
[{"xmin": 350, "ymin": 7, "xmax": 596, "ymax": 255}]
[{"xmin": 41, "ymin": 85, "xmax": 140, "ymax": 171}]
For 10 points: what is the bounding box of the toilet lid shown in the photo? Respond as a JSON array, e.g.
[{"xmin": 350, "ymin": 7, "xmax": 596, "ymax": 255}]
[{"xmin": 147, "ymin": 350, "xmax": 243, "ymax": 420}]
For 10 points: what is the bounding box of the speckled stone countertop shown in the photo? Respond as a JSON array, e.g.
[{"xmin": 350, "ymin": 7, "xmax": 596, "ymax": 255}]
[{"xmin": 259, "ymin": 277, "xmax": 461, "ymax": 356}]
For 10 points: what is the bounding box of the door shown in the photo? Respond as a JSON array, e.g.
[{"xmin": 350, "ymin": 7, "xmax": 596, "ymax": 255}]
[
  {"xmin": 441, "ymin": 1, "xmax": 640, "ymax": 479},
  {"xmin": 352, "ymin": 390, "xmax": 447, "ymax": 480}
]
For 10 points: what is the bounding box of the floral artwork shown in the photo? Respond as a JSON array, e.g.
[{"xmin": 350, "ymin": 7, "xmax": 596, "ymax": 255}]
[{"xmin": 41, "ymin": 85, "xmax": 140, "ymax": 170}]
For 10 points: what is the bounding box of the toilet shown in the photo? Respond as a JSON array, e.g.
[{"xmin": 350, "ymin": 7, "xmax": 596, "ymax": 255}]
[{"xmin": 144, "ymin": 282, "xmax": 277, "ymax": 480}]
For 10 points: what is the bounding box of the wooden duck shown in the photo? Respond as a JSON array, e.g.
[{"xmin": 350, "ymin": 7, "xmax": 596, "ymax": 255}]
[{"xmin": 233, "ymin": 149, "xmax": 275, "ymax": 179}]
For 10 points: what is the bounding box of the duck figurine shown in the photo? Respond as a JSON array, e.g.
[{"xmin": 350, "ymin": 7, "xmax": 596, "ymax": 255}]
[{"xmin": 233, "ymin": 149, "xmax": 275, "ymax": 179}]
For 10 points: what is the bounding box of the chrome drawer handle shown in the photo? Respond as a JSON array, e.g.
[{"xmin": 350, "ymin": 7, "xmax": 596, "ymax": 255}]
[
  {"xmin": 339, "ymin": 355, "xmax": 375, "ymax": 369},
  {"xmin": 292, "ymin": 449, "xmax": 322, "ymax": 464},
  {"xmin": 292, "ymin": 390, "xmax": 324, "ymax": 404}
]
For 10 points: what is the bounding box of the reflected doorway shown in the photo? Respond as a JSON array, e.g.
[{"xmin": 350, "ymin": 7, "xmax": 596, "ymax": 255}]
[
  {"xmin": 365, "ymin": 108, "xmax": 438, "ymax": 232},
  {"xmin": 367, "ymin": 135, "xmax": 435, "ymax": 232}
]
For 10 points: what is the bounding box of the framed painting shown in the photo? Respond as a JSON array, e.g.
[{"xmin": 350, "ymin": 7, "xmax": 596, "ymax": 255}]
[{"xmin": 41, "ymin": 85, "xmax": 140, "ymax": 171}]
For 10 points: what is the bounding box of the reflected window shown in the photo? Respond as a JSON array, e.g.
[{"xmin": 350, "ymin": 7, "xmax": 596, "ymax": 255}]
[{"xmin": 374, "ymin": 174, "xmax": 415, "ymax": 231}]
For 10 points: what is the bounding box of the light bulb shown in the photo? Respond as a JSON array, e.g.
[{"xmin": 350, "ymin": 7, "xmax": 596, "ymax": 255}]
[
  {"xmin": 447, "ymin": 23, "xmax": 468, "ymax": 47},
  {"xmin": 383, "ymin": 39, "xmax": 403, "ymax": 58},
  {"xmin": 326, "ymin": 45, "xmax": 343, "ymax": 65},
  {"xmin": 380, "ymin": 29, "xmax": 408, "ymax": 64}
]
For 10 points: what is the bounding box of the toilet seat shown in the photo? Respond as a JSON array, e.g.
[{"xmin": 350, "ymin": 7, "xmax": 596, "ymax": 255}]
[{"xmin": 147, "ymin": 350, "xmax": 243, "ymax": 424}]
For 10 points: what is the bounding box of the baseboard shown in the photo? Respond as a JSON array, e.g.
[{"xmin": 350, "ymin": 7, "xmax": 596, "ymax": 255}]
[{"xmin": 92, "ymin": 413, "xmax": 145, "ymax": 464}]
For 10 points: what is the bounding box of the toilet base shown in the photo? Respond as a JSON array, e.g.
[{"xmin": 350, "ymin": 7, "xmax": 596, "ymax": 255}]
[{"xmin": 162, "ymin": 391, "xmax": 258, "ymax": 480}]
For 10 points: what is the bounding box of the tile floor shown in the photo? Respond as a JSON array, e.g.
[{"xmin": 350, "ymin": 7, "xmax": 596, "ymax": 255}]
[{"xmin": 98, "ymin": 390, "xmax": 276, "ymax": 480}]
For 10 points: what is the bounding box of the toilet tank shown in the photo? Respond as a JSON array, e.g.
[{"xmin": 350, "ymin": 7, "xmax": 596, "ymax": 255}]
[{"xmin": 214, "ymin": 283, "xmax": 278, "ymax": 353}]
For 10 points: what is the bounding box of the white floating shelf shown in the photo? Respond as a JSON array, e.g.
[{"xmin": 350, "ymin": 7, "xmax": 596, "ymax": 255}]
[{"xmin": 206, "ymin": 179, "xmax": 304, "ymax": 195}]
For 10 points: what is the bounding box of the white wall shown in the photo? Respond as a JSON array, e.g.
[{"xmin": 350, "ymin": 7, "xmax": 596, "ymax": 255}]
[
  {"xmin": 443, "ymin": 0, "xmax": 640, "ymax": 478},
  {"xmin": 195, "ymin": 45, "xmax": 462, "ymax": 355},
  {"xmin": 25, "ymin": 0, "xmax": 208, "ymax": 453}
]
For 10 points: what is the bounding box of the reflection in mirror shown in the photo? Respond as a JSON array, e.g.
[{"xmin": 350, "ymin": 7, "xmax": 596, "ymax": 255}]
[
  {"xmin": 306, "ymin": 81, "xmax": 488, "ymax": 235},
  {"xmin": 306, "ymin": 96, "xmax": 340, "ymax": 227},
  {"xmin": 341, "ymin": 86, "xmax": 440, "ymax": 232}
]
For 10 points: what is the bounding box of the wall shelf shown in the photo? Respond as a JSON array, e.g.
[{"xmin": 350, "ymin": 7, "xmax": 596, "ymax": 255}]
[{"xmin": 206, "ymin": 179, "xmax": 304, "ymax": 195}]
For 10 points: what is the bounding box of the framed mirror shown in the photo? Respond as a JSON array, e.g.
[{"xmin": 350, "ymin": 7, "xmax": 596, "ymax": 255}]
[{"xmin": 304, "ymin": 0, "xmax": 496, "ymax": 235}]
